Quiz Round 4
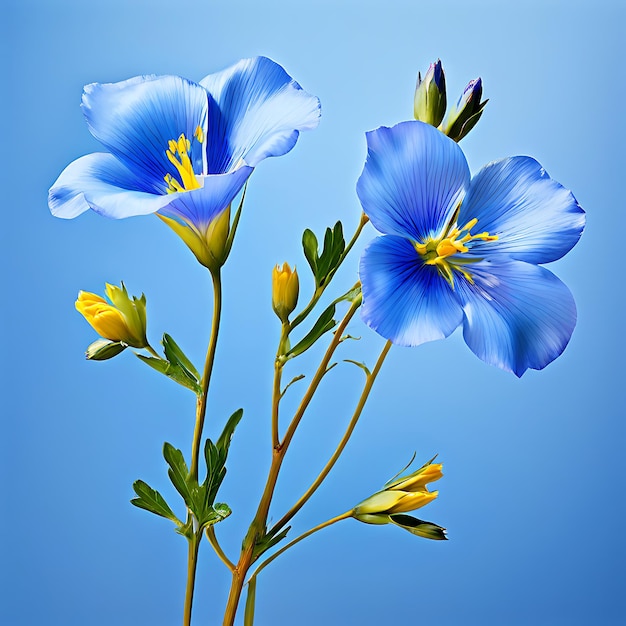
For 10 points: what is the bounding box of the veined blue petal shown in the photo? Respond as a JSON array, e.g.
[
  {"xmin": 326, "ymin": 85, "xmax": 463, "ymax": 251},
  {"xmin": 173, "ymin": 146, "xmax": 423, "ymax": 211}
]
[
  {"xmin": 82, "ymin": 75, "xmax": 209, "ymax": 193},
  {"xmin": 356, "ymin": 121, "xmax": 470, "ymax": 242},
  {"xmin": 459, "ymin": 157, "xmax": 585, "ymax": 263},
  {"xmin": 456, "ymin": 259, "xmax": 577, "ymax": 377},
  {"xmin": 199, "ymin": 57, "xmax": 320, "ymax": 174},
  {"xmin": 158, "ymin": 166, "xmax": 253, "ymax": 231},
  {"xmin": 359, "ymin": 235, "xmax": 463, "ymax": 346},
  {"xmin": 49, "ymin": 153, "xmax": 177, "ymax": 219}
]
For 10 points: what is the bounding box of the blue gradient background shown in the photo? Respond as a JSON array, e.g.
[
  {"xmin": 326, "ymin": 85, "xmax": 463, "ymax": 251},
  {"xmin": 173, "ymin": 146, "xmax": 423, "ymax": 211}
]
[{"xmin": 2, "ymin": 1, "xmax": 624, "ymax": 624}]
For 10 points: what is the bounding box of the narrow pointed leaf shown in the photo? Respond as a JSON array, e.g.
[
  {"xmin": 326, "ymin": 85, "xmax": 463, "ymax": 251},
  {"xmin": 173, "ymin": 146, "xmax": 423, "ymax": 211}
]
[
  {"xmin": 343, "ymin": 359, "xmax": 371, "ymax": 377},
  {"xmin": 131, "ymin": 480, "xmax": 181, "ymax": 524},
  {"xmin": 163, "ymin": 443, "xmax": 193, "ymax": 507},
  {"xmin": 162, "ymin": 333, "xmax": 200, "ymax": 380},
  {"xmin": 216, "ymin": 408, "xmax": 244, "ymax": 456},
  {"xmin": 286, "ymin": 302, "xmax": 336, "ymax": 359},
  {"xmin": 302, "ymin": 228, "xmax": 319, "ymax": 277},
  {"xmin": 136, "ymin": 354, "xmax": 202, "ymax": 395}
]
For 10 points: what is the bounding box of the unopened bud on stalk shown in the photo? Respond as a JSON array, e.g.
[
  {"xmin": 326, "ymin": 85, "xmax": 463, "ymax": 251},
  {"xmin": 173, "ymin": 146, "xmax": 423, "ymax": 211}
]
[
  {"xmin": 272, "ymin": 263, "xmax": 299, "ymax": 323},
  {"xmin": 414, "ymin": 60, "xmax": 447, "ymax": 127}
]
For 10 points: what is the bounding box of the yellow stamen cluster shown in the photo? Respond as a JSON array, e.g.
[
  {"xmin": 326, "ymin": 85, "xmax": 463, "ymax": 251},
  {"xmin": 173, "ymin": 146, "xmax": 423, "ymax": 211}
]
[
  {"xmin": 164, "ymin": 130, "xmax": 203, "ymax": 193},
  {"xmin": 415, "ymin": 217, "xmax": 498, "ymax": 287}
]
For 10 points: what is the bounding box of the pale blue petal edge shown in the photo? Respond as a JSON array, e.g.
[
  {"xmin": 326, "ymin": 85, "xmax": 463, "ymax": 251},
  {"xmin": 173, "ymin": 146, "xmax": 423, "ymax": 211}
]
[
  {"xmin": 199, "ymin": 57, "xmax": 321, "ymax": 174},
  {"xmin": 49, "ymin": 153, "xmax": 176, "ymax": 219},
  {"xmin": 456, "ymin": 259, "xmax": 577, "ymax": 377},
  {"xmin": 82, "ymin": 74, "xmax": 209, "ymax": 193},
  {"xmin": 359, "ymin": 235, "xmax": 463, "ymax": 346},
  {"xmin": 459, "ymin": 156, "xmax": 585, "ymax": 264},
  {"xmin": 356, "ymin": 121, "xmax": 470, "ymax": 242}
]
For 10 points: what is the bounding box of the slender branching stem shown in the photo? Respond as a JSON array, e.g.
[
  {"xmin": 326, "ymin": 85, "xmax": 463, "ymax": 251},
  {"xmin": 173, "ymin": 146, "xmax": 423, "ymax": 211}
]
[
  {"xmin": 243, "ymin": 511, "xmax": 353, "ymax": 624},
  {"xmin": 184, "ymin": 269, "xmax": 223, "ymax": 626},
  {"xmin": 206, "ymin": 526, "xmax": 235, "ymax": 572},
  {"xmin": 182, "ymin": 532, "xmax": 201, "ymax": 626},
  {"xmin": 222, "ymin": 299, "xmax": 361, "ymax": 626},
  {"xmin": 271, "ymin": 339, "xmax": 392, "ymax": 533},
  {"xmin": 190, "ymin": 269, "xmax": 222, "ymax": 480}
]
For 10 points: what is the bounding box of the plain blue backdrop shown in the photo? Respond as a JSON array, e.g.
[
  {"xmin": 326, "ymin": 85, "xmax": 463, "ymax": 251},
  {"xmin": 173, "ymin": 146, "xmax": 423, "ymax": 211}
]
[{"xmin": 2, "ymin": 1, "xmax": 625, "ymax": 624}]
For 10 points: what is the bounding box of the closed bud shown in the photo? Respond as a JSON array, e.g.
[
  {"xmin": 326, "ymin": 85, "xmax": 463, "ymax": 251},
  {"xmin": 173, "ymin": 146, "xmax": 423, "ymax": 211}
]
[
  {"xmin": 272, "ymin": 263, "xmax": 299, "ymax": 322},
  {"xmin": 414, "ymin": 60, "xmax": 447, "ymax": 127},
  {"xmin": 352, "ymin": 457, "xmax": 445, "ymax": 539},
  {"xmin": 440, "ymin": 77, "xmax": 488, "ymax": 142},
  {"xmin": 76, "ymin": 282, "xmax": 148, "ymax": 349}
]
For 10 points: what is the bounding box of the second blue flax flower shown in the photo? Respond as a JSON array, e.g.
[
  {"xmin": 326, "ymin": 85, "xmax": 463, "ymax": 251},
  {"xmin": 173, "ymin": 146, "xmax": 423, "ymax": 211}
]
[{"xmin": 357, "ymin": 121, "xmax": 585, "ymax": 376}]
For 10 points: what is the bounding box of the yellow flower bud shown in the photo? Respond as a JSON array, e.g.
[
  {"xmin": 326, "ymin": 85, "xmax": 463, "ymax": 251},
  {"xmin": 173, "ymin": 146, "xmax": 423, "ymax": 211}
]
[
  {"xmin": 76, "ymin": 282, "xmax": 148, "ymax": 349},
  {"xmin": 352, "ymin": 457, "xmax": 444, "ymax": 539},
  {"xmin": 272, "ymin": 263, "xmax": 299, "ymax": 322}
]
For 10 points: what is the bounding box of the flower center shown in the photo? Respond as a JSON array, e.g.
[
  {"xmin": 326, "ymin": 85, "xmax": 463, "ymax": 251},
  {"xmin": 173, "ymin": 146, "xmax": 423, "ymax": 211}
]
[
  {"xmin": 414, "ymin": 218, "xmax": 498, "ymax": 287},
  {"xmin": 164, "ymin": 126, "xmax": 204, "ymax": 193}
]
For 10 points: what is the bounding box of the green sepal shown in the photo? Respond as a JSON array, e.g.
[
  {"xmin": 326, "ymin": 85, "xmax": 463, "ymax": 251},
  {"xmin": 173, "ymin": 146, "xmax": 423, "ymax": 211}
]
[
  {"xmin": 162, "ymin": 333, "xmax": 201, "ymax": 380},
  {"xmin": 253, "ymin": 525, "xmax": 291, "ymax": 559},
  {"xmin": 286, "ymin": 302, "xmax": 336, "ymax": 360},
  {"xmin": 130, "ymin": 479, "xmax": 181, "ymax": 525},
  {"xmin": 223, "ymin": 183, "xmax": 247, "ymax": 261},
  {"xmin": 389, "ymin": 513, "xmax": 448, "ymax": 540},
  {"xmin": 302, "ymin": 221, "xmax": 345, "ymax": 288},
  {"xmin": 85, "ymin": 339, "xmax": 127, "ymax": 361},
  {"xmin": 136, "ymin": 354, "xmax": 202, "ymax": 396}
]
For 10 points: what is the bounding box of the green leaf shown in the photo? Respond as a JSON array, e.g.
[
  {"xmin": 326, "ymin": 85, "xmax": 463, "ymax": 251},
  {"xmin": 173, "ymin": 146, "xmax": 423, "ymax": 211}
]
[
  {"xmin": 130, "ymin": 480, "xmax": 181, "ymax": 524},
  {"xmin": 203, "ymin": 438, "xmax": 226, "ymax": 506},
  {"xmin": 216, "ymin": 408, "xmax": 244, "ymax": 457},
  {"xmin": 163, "ymin": 443, "xmax": 193, "ymax": 508},
  {"xmin": 253, "ymin": 525, "xmax": 291, "ymax": 559},
  {"xmin": 301, "ymin": 222, "xmax": 345, "ymax": 288},
  {"xmin": 302, "ymin": 228, "xmax": 319, "ymax": 277},
  {"xmin": 162, "ymin": 333, "xmax": 200, "ymax": 380},
  {"xmin": 286, "ymin": 302, "xmax": 336, "ymax": 359},
  {"xmin": 317, "ymin": 221, "xmax": 345, "ymax": 286},
  {"xmin": 344, "ymin": 359, "xmax": 371, "ymax": 377},
  {"xmin": 136, "ymin": 354, "xmax": 202, "ymax": 395}
]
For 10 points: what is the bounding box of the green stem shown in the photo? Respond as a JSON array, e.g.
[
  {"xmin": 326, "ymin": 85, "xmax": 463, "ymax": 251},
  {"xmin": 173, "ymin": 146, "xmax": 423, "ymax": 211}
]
[
  {"xmin": 271, "ymin": 339, "xmax": 392, "ymax": 534},
  {"xmin": 182, "ymin": 533, "xmax": 201, "ymax": 626},
  {"xmin": 206, "ymin": 526, "xmax": 235, "ymax": 572},
  {"xmin": 271, "ymin": 322, "xmax": 289, "ymax": 450},
  {"xmin": 190, "ymin": 269, "xmax": 222, "ymax": 480},
  {"xmin": 222, "ymin": 299, "xmax": 360, "ymax": 626},
  {"xmin": 244, "ymin": 511, "xmax": 352, "ymax": 623}
]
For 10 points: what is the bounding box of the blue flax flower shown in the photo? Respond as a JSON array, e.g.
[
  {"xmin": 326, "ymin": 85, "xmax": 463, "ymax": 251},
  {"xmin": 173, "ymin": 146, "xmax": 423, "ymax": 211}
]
[
  {"xmin": 357, "ymin": 121, "xmax": 585, "ymax": 376},
  {"xmin": 49, "ymin": 57, "xmax": 320, "ymax": 235}
]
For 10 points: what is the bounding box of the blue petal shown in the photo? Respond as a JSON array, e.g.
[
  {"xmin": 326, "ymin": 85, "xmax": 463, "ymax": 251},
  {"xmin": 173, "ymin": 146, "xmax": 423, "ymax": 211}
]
[
  {"xmin": 49, "ymin": 153, "xmax": 177, "ymax": 219},
  {"xmin": 199, "ymin": 57, "xmax": 321, "ymax": 174},
  {"xmin": 356, "ymin": 121, "xmax": 470, "ymax": 241},
  {"xmin": 359, "ymin": 235, "xmax": 463, "ymax": 346},
  {"xmin": 456, "ymin": 259, "xmax": 577, "ymax": 376},
  {"xmin": 459, "ymin": 157, "xmax": 585, "ymax": 263},
  {"xmin": 158, "ymin": 167, "xmax": 253, "ymax": 231},
  {"xmin": 82, "ymin": 75, "xmax": 209, "ymax": 193}
]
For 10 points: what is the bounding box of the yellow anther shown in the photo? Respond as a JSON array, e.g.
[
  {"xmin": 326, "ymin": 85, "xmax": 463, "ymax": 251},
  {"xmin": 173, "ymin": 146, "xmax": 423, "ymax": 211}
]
[
  {"xmin": 195, "ymin": 125, "xmax": 205, "ymax": 143},
  {"xmin": 165, "ymin": 132, "xmax": 201, "ymax": 193},
  {"xmin": 461, "ymin": 218, "xmax": 478, "ymax": 232},
  {"xmin": 415, "ymin": 216, "xmax": 497, "ymax": 288}
]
